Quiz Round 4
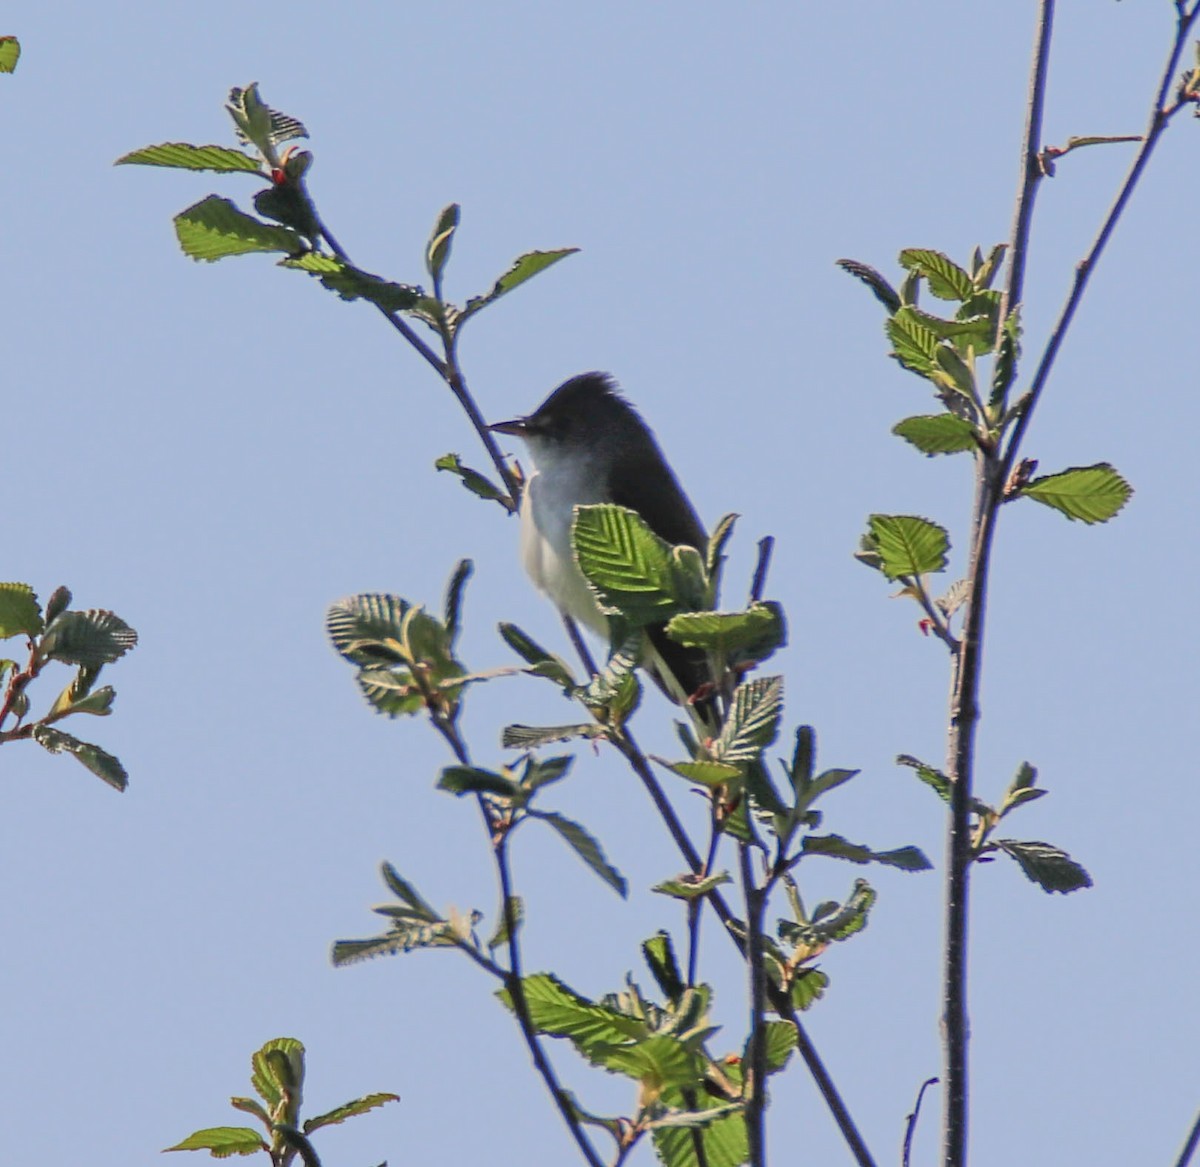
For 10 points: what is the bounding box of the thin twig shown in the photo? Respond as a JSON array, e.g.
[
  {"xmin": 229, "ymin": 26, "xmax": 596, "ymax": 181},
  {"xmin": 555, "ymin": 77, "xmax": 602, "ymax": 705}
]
[
  {"xmin": 423, "ymin": 701, "xmax": 603, "ymax": 1167},
  {"xmin": 902, "ymin": 1078, "xmax": 939, "ymax": 1167},
  {"xmin": 1001, "ymin": 1, "xmax": 1200, "ymax": 476},
  {"xmin": 739, "ymin": 845, "xmax": 769, "ymax": 1167},
  {"xmin": 940, "ymin": 2, "xmax": 1058, "ymax": 1159},
  {"xmin": 749, "ymin": 536, "xmax": 775, "ymax": 604},
  {"xmin": 496, "ymin": 833, "xmax": 606, "ymax": 1167},
  {"xmin": 940, "ymin": 7, "xmax": 1199, "ymax": 1166},
  {"xmin": 1173, "ymin": 1108, "xmax": 1200, "ymax": 1167},
  {"xmin": 774, "ymin": 997, "xmax": 878, "ymax": 1167},
  {"xmin": 313, "ymin": 210, "xmax": 521, "ymax": 504}
]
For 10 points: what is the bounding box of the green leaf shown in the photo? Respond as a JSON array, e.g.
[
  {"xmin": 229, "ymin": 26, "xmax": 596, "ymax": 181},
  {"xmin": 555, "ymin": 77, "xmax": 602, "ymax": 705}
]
[
  {"xmin": 0, "ymin": 36, "xmax": 20, "ymax": 73},
  {"xmin": 327, "ymin": 594, "xmax": 409, "ymax": 665},
  {"xmin": 572, "ymin": 505, "xmax": 687, "ymax": 626},
  {"xmin": 0, "ymin": 583, "xmax": 43, "ymax": 639},
  {"xmin": 228, "ymin": 1097, "xmax": 270, "ymax": 1126},
  {"xmin": 745, "ymin": 757, "xmax": 788, "ymax": 815},
  {"xmin": 39, "ymin": 609, "xmax": 137, "ymax": 667},
  {"xmin": 789, "ymin": 966, "xmax": 829, "ymax": 1012},
  {"xmin": 497, "ymin": 973, "xmax": 646, "ymax": 1049},
  {"xmin": 226, "ymin": 84, "xmax": 308, "ymax": 153},
  {"xmin": 115, "ymin": 142, "xmax": 262, "ymax": 173},
  {"xmin": 662, "ymin": 759, "xmax": 743, "ymax": 788},
  {"xmin": 44, "ymin": 586, "xmax": 71, "ymax": 624},
  {"xmin": 705, "ymin": 512, "xmax": 739, "ymax": 581},
  {"xmin": 437, "ymin": 765, "xmax": 519, "ymax": 799},
  {"xmin": 714, "ymin": 676, "xmax": 784, "ymax": 764},
  {"xmin": 502, "ymin": 723, "xmax": 603, "ymax": 749},
  {"xmin": 781, "ymin": 878, "xmax": 877, "ymax": 943},
  {"xmin": 250, "ymin": 1039, "xmax": 304, "ymax": 1114},
  {"xmin": 332, "ymin": 904, "xmax": 467, "ymax": 963},
  {"xmin": 800, "ymin": 833, "xmax": 932, "ymax": 872},
  {"xmin": 591, "ymin": 1033, "xmax": 705, "ymax": 1089},
  {"xmin": 665, "ymin": 603, "xmax": 786, "ymax": 661},
  {"xmin": 497, "ymin": 622, "xmax": 577, "ymax": 688},
  {"xmin": 281, "ymin": 252, "xmax": 423, "ymax": 311},
  {"xmin": 994, "ymin": 839, "xmax": 1092, "ymax": 893},
  {"xmin": 425, "ymin": 203, "xmax": 460, "ymax": 281},
  {"xmin": 380, "ymin": 861, "xmax": 439, "ymax": 916},
  {"xmin": 442, "ymin": 559, "xmax": 472, "ymax": 647},
  {"xmin": 644, "ymin": 1103, "xmax": 744, "ymax": 1132},
  {"xmin": 30, "ymin": 725, "xmax": 128, "ymax": 791},
  {"xmin": 835, "ymin": 258, "xmax": 901, "ymax": 312},
  {"xmin": 1000, "ymin": 760, "xmax": 1047, "ymax": 817},
  {"xmin": 355, "ymin": 666, "xmax": 422, "ymax": 717},
  {"xmin": 642, "ymin": 932, "xmax": 686, "ymax": 1003},
  {"xmin": 174, "ymin": 195, "xmax": 303, "ymax": 262},
  {"xmin": 793, "ymin": 767, "xmax": 859, "ymax": 816},
  {"xmin": 54, "ymin": 683, "xmax": 117, "ymax": 718},
  {"xmin": 1019, "ymin": 463, "xmax": 1133, "ymax": 524},
  {"xmin": 892, "ymin": 414, "xmax": 977, "ymax": 456},
  {"xmin": 972, "ymin": 243, "xmax": 1007, "ymax": 289},
  {"xmin": 990, "ymin": 307, "xmax": 1022, "ymax": 406},
  {"xmin": 487, "ymin": 894, "xmax": 524, "ymax": 951},
  {"xmin": 652, "ymin": 1106, "xmax": 747, "ymax": 1167},
  {"xmin": 530, "ymin": 810, "xmax": 628, "ymax": 897},
  {"xmin": 907, "ymin": 304, "xmax": 994, "ymax": 347},
  {"xmin": 886, "ymin": 307, "xmax": 939, "ymax": 376},
  {"xmin": 651, "ymin": 871, "xmax": 732, "ymax": 901},
  {"xmin": 434, "ymin": 452, "xmax": 511, "ymax": 506},
  {"xmin": 761, "ymin": 1020, "xmax": 798, "ymax": 1072},
  {"xmin": 164, "ymin": 1127, "xmax": 267, "ymax": 1156},
  {"xmin": 461, "ymin": 248, "xmax": 579, "ymax": 320},
  {"xmin": 864, "ymin": 514, "xmax": 949, "ymax": 579},
  {"xmin": 303, "ymin": 1092, "xmax": 400, "ymax": 1135},
  {"xmin": 519, "ymin": 753, "xmax": 574, "ymax": 794},
  {"xmin": 577, "ymin": 633, "xmax": 643, "ymax": 720},
  {"xmin": 899, "ymin": 248, "xmax": 974, "ymax": 301},
  {"xmin": 896, "ymin": 754, "xmax": 992, "ymax": 817}
]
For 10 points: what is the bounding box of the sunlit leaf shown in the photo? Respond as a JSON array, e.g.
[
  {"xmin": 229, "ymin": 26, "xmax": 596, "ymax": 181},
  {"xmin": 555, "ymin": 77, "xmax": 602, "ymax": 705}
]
[
  {"xmin": 0, "ymin": 583, "xmax": 42, "ymax": 639},
  {"xmin": 892, "ymin": 414, "xmax": 977, "ymax": 456},
  {"xmin": 174, "ymin": 195, "xmax": 303, "ymax": 262},
  {"xmin": 164, "ymin": 1127, "xmax": 267, "ymax": 1157},
  {"xmin": 1019, "ymin": 463, "xmax": 1132, "ymax": 524},
  {"xmin": 115, "ymin": 142, "xmax": 262, "ymax": 173},
  {"xmin": 864, "ymin": 514, "xmax": 949, "ymax": 579},
  {"xmin": 899, "ymin": 248, "xmax": 974, "ymax": 301}
]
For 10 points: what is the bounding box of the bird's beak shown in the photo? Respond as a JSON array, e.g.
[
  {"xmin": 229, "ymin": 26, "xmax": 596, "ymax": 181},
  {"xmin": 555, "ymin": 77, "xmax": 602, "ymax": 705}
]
[{"xmin": 489, "ymin": 416, "xmax": 528, "ymax": 437}]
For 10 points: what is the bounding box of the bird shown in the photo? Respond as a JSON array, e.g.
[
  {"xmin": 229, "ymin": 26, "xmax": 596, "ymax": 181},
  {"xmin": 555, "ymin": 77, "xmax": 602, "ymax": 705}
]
[{"xmin": 490, "ymin": 372, "xmax": 712, "ymax": 713}]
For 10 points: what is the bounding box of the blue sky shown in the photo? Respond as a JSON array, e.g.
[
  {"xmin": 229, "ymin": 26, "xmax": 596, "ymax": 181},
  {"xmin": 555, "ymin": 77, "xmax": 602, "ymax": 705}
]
[{"xmin": 2, "ymin": 4, "xmax": 1198, "ymax": 1165}]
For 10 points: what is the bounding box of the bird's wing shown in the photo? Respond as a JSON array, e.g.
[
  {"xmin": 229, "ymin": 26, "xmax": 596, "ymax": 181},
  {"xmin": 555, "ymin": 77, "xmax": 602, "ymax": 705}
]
[{"xmin": 607, "ymin": 447, "xmax": 708, "ymax": 551}]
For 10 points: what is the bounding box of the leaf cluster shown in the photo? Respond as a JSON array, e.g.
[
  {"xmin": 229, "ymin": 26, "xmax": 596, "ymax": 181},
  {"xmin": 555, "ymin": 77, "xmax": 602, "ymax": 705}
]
[
  {"xmin": 116, "ymin": 85, "xmax": 577, "ymax": 352},
  {"xmin": 164, "ymin": 1036, "xmax": 397, "ymax": 1164},
  {"xmin": 898, "ymin": 756, "xmax": 1092, "ymax": 893},
  {"xmin": 0, "ymin": 583, "xmax": 136, "ymax": 789},
  {"xmin": 496, "ymin": 935, "xmax": 796, "ymax": 1167},
  {"xmin": 840, "ymin": 247, "xmax": 1131, "ymax": 531}
]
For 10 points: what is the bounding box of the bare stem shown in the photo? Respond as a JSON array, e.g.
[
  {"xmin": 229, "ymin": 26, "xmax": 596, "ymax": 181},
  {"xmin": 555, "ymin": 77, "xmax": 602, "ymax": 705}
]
[
  {"xmin": 1001, "ymin": 1, "xmax": 1200, "ymax": 475},
  {"xmin": 496, "ymin": 833, "xmax": 606, "ymax": 1167},
  {"xmin": 902, "ymin": 1078, "xmax": 939, "ymax": 1167},
  {"xmin": 312, "ymin": 210, "xmax": 521, "ymax": 505},
  {"xmin": 739, "ymin": 845, "xmax": 769, "ymax": 1167},
  {"xmin": 1173, "ymin": 1108, "xmax": 1200, "ymax": 1167},
  {"xmin": 940, "ymin": 6, "xmax": 1199, "ymax": 1165}
]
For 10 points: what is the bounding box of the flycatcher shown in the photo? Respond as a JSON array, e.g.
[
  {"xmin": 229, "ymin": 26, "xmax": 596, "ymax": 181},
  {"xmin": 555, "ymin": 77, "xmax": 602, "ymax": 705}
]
[{"xmin": 491, "ymin": 372, "xmax": 710, "ymax": 708}]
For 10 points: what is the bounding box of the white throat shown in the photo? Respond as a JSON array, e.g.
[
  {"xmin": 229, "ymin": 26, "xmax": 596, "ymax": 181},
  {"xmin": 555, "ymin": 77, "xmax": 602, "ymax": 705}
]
[{"xmin": 518, "ymin": 438, "xmax": 610, "ymax": 635}]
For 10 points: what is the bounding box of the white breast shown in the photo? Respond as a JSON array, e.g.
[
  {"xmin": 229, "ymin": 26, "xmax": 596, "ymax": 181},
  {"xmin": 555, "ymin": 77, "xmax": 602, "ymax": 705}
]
[{"xmin": 519, "ymin": 449, "xmax": 609, "ymax": 635}]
